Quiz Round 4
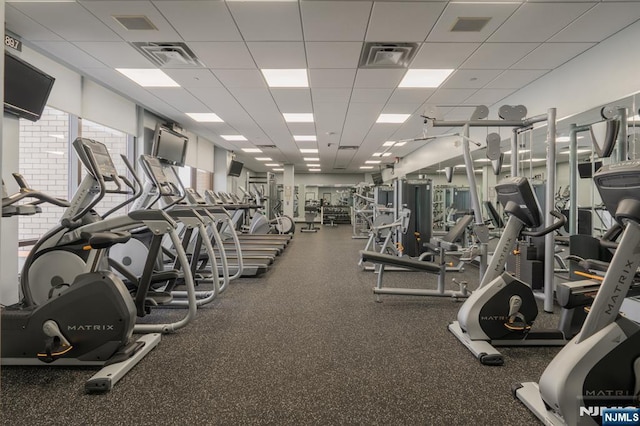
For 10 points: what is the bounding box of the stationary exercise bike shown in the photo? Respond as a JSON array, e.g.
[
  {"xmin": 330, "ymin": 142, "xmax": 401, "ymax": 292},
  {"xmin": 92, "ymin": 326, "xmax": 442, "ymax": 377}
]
[
  {"xmin": 449, "ymin": 176, "xmax": 569, "ymax": 365},
  {"xmin": 514, "ymin": 159, "xmax": 640, "ymax": 425}
]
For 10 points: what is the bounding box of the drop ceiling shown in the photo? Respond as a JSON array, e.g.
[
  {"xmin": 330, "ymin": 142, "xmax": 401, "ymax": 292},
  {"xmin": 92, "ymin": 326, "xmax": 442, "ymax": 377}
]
[{"xmin": 6, "ymin": 0, "xmax": 640, "ymax": 174}]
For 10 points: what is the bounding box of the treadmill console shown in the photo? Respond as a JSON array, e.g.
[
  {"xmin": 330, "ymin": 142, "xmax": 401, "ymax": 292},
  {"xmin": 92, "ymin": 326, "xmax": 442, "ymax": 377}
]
[
  {"xmin": 495, "ymin": 176, "xmax": 542, "ymax": 228},
  {"xmin": 73, "ymin": 137, "xmax": 118, "ymax": 181},
  {"xmin": 594, "ymin": 160, "xmax": 640, "ymax": 225}
]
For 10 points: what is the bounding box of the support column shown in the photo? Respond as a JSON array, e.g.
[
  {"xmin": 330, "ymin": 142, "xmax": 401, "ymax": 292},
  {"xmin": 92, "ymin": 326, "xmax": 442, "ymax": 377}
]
[
  {"xmin": 213, "ymin": 146, "xmax": 230, "ymax": 193},
  {"xmin": 1, "ymin": 115, "xmax": 18, "ymax": 305},
  {"xmin": 283, "ymin": 164, "xmax": 295, "ymax": 218},
  {"xmin": 544, "ymin": 108, "xmax": 557, "ymax": 313}
]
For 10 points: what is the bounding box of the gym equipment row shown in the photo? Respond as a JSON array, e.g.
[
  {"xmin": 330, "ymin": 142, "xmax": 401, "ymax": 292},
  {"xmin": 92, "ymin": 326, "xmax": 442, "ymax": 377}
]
[
  {"xmin": 359, "ymin": 104, "xmax": 637, "ymax": 425},
  {"xmin": 1, "ymin": 136, "xmax": 294, "ymax": 394}
]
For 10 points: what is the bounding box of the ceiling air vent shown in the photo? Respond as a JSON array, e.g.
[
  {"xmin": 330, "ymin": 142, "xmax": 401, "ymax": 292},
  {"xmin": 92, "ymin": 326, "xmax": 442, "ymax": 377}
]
[
  {"xmin": 257, "ymin": 145, "xmax": 277, "ymax": 149},
  {"xmin": 451, "ymin": 17, "xmax": 491, "ymax": 32},
  {"xmin": 113, "ymin": 15, "xmax": 158, "ymax": 31},
  {"xmin": 131, "ymin": 42, "xmax": 204, "ymax": 68},
  {"xmin": 338, "ymin": 146, "xmax": 359, "ymax": 151},
  {"xmin": 359, "ymin": 43, "xmax": 419, "ymax": 69},
  {"xmin": 333, "ymin": 167, "xmax": 347, "ymax": 170}
]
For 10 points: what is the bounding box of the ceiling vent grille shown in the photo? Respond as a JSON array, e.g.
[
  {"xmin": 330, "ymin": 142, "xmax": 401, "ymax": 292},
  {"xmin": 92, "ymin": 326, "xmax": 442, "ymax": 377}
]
[
  {"xmin": 113, "ymin": 15, "xmax": 158, "ymax": 31},
  {"xmin": 338, "ymin": 145, "xmax": 359, "ymax": 151},
  {"xmin": 131, "ymin": 42, "xmax": 204, "ymax": 68},
  {"xmin": 333, "ymin": 167, "xmax": 347, "ymax": 170},
  {"xmin": 451, "ymin": 17, "xmax": 491, "ymax": 32},
  {"xmin": 359, "ymin": 42, "xmax": 419, "ymax": 69},
  {"xmin": 257, "ymin": 145, "xmax": 277, "ymax": 149}
]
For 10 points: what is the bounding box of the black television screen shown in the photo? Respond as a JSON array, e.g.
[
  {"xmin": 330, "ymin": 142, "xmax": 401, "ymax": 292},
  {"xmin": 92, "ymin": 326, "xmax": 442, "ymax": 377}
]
[
  {"xmin": 578, "ymin": 160, "xmax": 603, "ymax": 179},
  {"xmin": 4, "ymin": 53, "xmax": 55, "ymax": 122},
  {"xmin": 228, "ymin": 159, "xmax": 244, "ymax": 177},
  {"xmin": 151, "ymin": 124, "xmax": 189, "ymax": 167},
  {"xmin": 372, "ymin": 172, "xmax": 383, "ymax": 186}
]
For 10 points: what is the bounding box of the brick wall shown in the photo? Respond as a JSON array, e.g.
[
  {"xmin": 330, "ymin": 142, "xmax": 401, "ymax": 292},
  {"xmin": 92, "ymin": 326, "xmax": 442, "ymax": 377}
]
[
  {"xmin": 17, "ymin": 109, "xmax": 131, "ymax": 241},
  {"xmin": 196, "ymin": 169, "xmax": 212, "ymax": 191},
  {"xmin": 18, "ymin": 107, "xmax": 69, "ymax": 240}
]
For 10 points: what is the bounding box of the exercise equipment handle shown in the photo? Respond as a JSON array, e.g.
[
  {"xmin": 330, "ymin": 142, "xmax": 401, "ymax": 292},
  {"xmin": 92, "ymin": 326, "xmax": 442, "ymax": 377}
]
[{"xmin": 521, "ymin": 210, "xmax": 566, "ymax": 237}]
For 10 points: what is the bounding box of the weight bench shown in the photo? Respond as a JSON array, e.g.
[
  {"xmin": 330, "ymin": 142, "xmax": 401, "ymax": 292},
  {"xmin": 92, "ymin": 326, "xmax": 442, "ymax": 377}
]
[
  {"xmin": 360, "ymin": 250, "xmax": 470, "ymax": 302},
  {"xmin": 424, "ymin": 214, "xmax": 474, "ymax": 272}
]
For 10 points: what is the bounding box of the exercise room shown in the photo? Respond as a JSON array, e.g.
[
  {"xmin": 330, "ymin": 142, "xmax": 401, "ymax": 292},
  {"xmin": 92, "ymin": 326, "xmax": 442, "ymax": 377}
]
[{"xmin": 2, "ymin": 1, "xmax": 640, "ymax": 425}]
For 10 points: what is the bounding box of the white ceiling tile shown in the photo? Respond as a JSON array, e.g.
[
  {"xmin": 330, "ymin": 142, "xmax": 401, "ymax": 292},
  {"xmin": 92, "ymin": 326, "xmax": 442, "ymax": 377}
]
[
  {"xmin": 11, "ymin": 2, "xmax": 120, "ymax": 41},
  {"xmin": 485, "ymin": 70, "xmax": 548, "ymax": 89},
  {"xmin": 511, "ymin": 43, "xmax": 595, "ymax": 70},
  {"xmin": 388, "ymin": 89, "xmax": 436, "ymax": 105},
  {"xmin": 354, "ymin": 69, "xmax": 406, "ymax": 88},
  {"xmin": 74, "ymin": 42, "xmax": 155, "ymax": 68},
  {"xmin": 306, "ymin": 42, "xmax": 362, "ymax": 68},
  {"xmin": 381, "ymin": 104, "xmax": 419, "ymax": 114},
  {"xmin": 271, "ymin": 89, "xmax": 313, "ymax": 112},
  {"xmin": 427, "ymin": 3, "xmax": 521, "ymax": 43},
  {"xmin": 246, "ymin": 42, "xmax": 307, "ymax": 69},
  {"xmin": 153, "ymin": 1, "xmax": 242, "ymax": 41},
  {"xmin": 309, "ymin": 69, "xmax": 357, "ymax": 88},
  {"xmin": 551, "ymin": 3, "xmax": 640, "ymax": 43},
  {"xmin": 213, "ymin": 69, "xmax": 266, "ymax": 88},
  {"xmin": 460, "ymin": 43, "xmax": 539, "ymax": 70},
  {"xmin": 411, "ymin": 43, "xmax": 480, "ymax": 69},
  {"xmin": 440, "ymin": 69, "xmax": 503, "ymax": 89},
  {"xmin": 286, "ymin": 123, "xmax": 317, "ymax": 135},
  {"xmin": 189, "ymin": 87, "xmax": 243, "ymax": 113},
  {"xmin": 427, "ymin": 88, "xmax": 478, "ymax": 105},
  {"xmin": 351, "ymin": 89, "xmax": 394, "ymax": 103},
  {"xmin": 190, "ymin": 42, "xmax": 255, "ymax": 69},
  {"xmin": 79, "ymin": 1, "xmax": 181, "ymax": 42},
  {"xmin": 164, "ymin": 69, "xmax": 222, "ymax": 89},
  {"xmin": 365, "ymin": 2, "xmax": 446, "ymax": 42},
  {"xmin": 146, "ymin": 87, "xmax": 209, "ymax": 113},
  {"xmin": 227, "ymin": 2, "xmax": 302, "ymax": 41},
  {"xmin": 314, "ymin": 102, "xmax": 349, "ymax": 134},
  {"xmin": 301, "ymin": 1, "xmax": 372, "ymax": 42},
  {"xmin": 348, "ymin": 102, "xmax": 386, "ymax": 117},
  {"xmin": 488, "ymin": 2, "xmax": 595, "ymax": 43},
  {"xmin": 6, "ymin": 5, "xmax": 63, "ymax": 42},
  {"xmin": 32, "ymin": 42, "xmax": 105, "ymax": 68},
  {"xmin": 464, "ymin": 89, "xmax": 515, "ymax": 106},
  {"xmin": 311, "ymin": 88, "xmax": 352, "ymax": 104}
]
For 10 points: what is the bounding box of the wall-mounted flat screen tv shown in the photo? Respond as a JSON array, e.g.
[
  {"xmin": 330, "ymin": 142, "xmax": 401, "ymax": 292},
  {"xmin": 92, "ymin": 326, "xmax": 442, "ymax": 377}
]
[
  {"xmin": 151, "ymin": 123, "xmax": 189, "ymax": 167},
  {"xmin": 372, "ymin": 172, "xmax": 383, "ymax": 186},
  {"xmin": 228, "ymin": 159, "xmax": 244, "ymax": 177},
  {"xmin": 4, "ymin": 53, "xmax": 55, "ymax": 122}
]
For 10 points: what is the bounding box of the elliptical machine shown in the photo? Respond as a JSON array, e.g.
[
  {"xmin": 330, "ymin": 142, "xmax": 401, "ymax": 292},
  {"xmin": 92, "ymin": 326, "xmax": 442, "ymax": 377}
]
[
  {"xmin": 514, "ymin": 160, "xmax": 640, "ymax": 425},
  {"xmin": 1, "ymin": 138, "xmax": 193, "ymax": 392},
  {"xmin": 448, "ymin": 176, "xmax": 569, "ymax": 365}
]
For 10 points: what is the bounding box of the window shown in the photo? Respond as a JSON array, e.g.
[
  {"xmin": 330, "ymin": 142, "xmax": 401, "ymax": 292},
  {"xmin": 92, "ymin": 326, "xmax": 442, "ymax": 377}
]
[
  {"xmin": 18, "ymin": 106, "xmax": 70, "ymax": 241},
  {"xmin": 79, "ymin": 119, "xmax": 133, "ymax": 216}
]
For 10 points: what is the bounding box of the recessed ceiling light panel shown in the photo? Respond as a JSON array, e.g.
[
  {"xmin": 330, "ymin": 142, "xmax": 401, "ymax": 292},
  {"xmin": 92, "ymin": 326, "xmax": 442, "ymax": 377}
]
[
  {"xmin": 186, "ymin": 112, "xmax": 224, "ymax": 122},
  {"xmin": 262, "ymin": 69, "xmax": 308, "ymax": 88},
  {"xmin": 116, "ymin": 68, "xmax": 180, "ymax": 87},
  {"xmin": 376, "ymin": 114, "xmax": 410, "ymax": 124},
  {"xmin": 399, "ymin": 69, "xmax": 453, "ymax": 88},
  {"xmin": 284, "ymin": 113, "xmax": 314, "ymax": 123}
]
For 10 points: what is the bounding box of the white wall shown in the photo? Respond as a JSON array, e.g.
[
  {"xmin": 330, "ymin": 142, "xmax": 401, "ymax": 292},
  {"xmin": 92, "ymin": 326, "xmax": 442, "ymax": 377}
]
[{"xmin": 2, "ymin": 115, "xmax": 20, "ymax": 305}]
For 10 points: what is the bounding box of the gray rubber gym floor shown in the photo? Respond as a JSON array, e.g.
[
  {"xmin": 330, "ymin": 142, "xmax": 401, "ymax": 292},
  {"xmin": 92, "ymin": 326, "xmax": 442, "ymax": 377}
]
[{"xmin": 1, "ymin": 225, "xmax": 559, "ymax": 425}]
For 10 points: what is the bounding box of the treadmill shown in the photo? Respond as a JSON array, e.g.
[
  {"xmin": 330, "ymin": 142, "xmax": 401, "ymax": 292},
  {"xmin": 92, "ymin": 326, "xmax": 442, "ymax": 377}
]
[{"xmin": 136, "ymin": 155, "xmax": 270, "ymax": 277}]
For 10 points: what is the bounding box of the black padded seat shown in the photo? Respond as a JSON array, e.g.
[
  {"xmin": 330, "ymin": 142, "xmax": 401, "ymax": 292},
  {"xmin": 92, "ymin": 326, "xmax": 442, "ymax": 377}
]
[{"xmin": 359, "ymin": 251, "xmax": 441, "ymax": 274}]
